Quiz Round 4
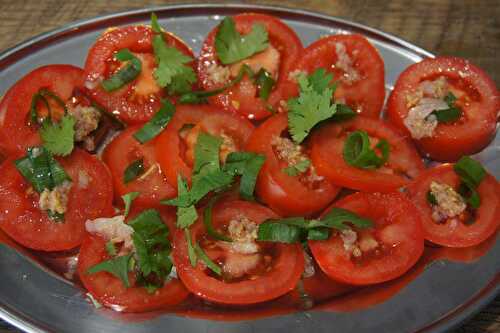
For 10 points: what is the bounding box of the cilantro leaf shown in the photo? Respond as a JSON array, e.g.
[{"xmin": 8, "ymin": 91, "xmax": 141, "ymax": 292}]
[
  {"xmin": 185, "ymin": 229, "xmax": 198, "ymax": 267},
  {"xmin": 288, "ymin": 70, "xmax": 338, "ymax": 144},
  {"xmin": 122, "ymin": 191, "xmax": 139, "ymax": 217},
  {"xmin": 129, "ymin": 209, "xmax": 172, "ymax": 289},
  {"xmin": 87, "ymin": 254, "xmax": 133, "ymax": 288},
  {"xmin": 257, "ymin": 208, "xmax": 373, "ymax": 243},
  {"xmin": 151, "ymin": 14, "xmax": 196, "ymax": 95},
  {"xmin": 192, "ymin": 133, "xmax": 223, "ymax": 179},
  {"xmin": 173, "ymin": 176, "xmax": 198, "ymax": 228},
  {"xmin": 215, "ymin": 17, "xmax": 269, "ymax": 65},
  {"xmin": 40, "ymin": 115, "xmax": 76, "ymax": 156},
  {"xmin": 312, "ymin": 208, "xmax": 373, "ymax": 230},
  {"xmin": 282, "ymin": 158, "xmax": 311, "ymax": 177},
  {"xmin": 223, "ymin": 151, "xmax": 265, "ymax": 200}
]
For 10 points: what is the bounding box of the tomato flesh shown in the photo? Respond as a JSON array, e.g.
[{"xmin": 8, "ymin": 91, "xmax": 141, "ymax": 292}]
[
  {"xmin": 310, "ymin": 116, "xmax": 425, "ymax": 192},
  {"xmin": 386, "ymin": 56, "xmax": 499, "ymax": 161},
  {"xmin": 197, "ymin": 13, "xmax": 303, "ymax": 120},
  {"xmin": 78, "ymin": 234, "xmax": 189, "ymax": 313},
  {"xmin": 84, "ymin": 25, "xmax": 196, "ymax": 124},
  {"xmin": 172, "ymin": 200, "xmax": 304, "ymax": 305},
  {"xmin": 103, "ymin": 125, "xmax": 176, "ymax": 207},
  {"xmin": 406, "ymin": 164, "xmax": 499, "ymax": 247},
  {"xmin": 246, "ymin": 113, "xmax": 340, "ymax": 216},
  {"xmin": 0, "ymin": 149, "xmax": 114, "ymax": 251},
  {"xmin": 309, "ymin": 192, "xmax": 424, "ymax": 285},
  {"xmin": 155, "ymin": 105, "xmax": 255, "ymax": 188},
  {"xmin": 283, "ymin": 34, "xmax": 385, "ymax": 118},
  {"xmin": 0, "ymin": 65, "xmax": 84, "ymax": 155}
]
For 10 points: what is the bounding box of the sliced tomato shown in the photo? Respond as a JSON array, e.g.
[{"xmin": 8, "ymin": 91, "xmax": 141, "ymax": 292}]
[
  {"xmin": 172, "ymin": 200, "xmax": 304, "ymax": 305},
  {"xmin": 155, "ymin": 104, "xmax": 255, "ymax": 188},
  {"xmin": 78, "ymin": 233, "xmax": 189, "ymax": 313},
  {"xmin": 0, "ymin": 65, "xmax": 84, "ymax": 155},
  {"xmin": 310, "ymin": 116, "xmax": 425, "ymax": 192},
  {"xmin": 282, "ymin": 34, "xmax": 385, "ymax": 118},
  {"xmin": 103, "ymin": 125, "xmax": 176, "ymax": 207},
  {"xmin": 197, "ymin": 13, "xmax": 303, "ymax": 120},
  {"xmin": 386, "ymin": 56, "xmax": 499, "ymax": 161},
  {"xmin": 246, "ymin": 113, "xmax": 340, "ymax": 216},
  {"xmin": 309, "ymin": 192, "xmax": 424, "ymax": 285},
  {"xmin": 0, "ymin": 149, "xmax": 114, "ymax": 251},
  {"xmin": 406, "ymin": 164, "xmax": 499, "ymax": 247},
  {"xmin": 84, "ymin": 25, "xmax": 196, "ymax": 124}
]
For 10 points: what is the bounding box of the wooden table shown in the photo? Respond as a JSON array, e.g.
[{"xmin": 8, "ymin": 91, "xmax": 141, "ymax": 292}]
[{"xmin": 0, "ymin": 1, "xmax": 498, "ymax": 332}]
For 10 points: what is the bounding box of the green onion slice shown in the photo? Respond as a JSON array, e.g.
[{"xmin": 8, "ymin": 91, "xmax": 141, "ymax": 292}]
[
  {"xmin": 133, "ymin": 99, "xmax": 175, "ymax": 144},
  {"xmin": 343, "ymin": 130, "xmax": 390, "ymax": 169},
  {"xmin": 123, "ymin": 158, "xmax": 145, "ymax": 184},
  {"xmin": 203, "ymin": 196, "xmax": 232, "ymax": 242},
  {"xmin": 101, "ymin": 49, "xmax": 142, "ymax": 92}
]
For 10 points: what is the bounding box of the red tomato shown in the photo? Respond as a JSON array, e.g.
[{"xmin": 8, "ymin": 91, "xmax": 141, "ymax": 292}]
[
  {"xmin": 0, "ymin": 65, "xmax": 84, "ymax": 155},
  {"xmin": 283, "ymin": 34, "xmax": 385, "ymax": 118},
  {"xmin": 406, "ymin": 164, "xmax": 499, "ymax": 247},
  {"xmin": 155, "ymin": 104, "xmax": 255, "ymax": 188},
  {"xmin": 246, "ymin": 113, "xmax": 340, "ymax": 216},
  {"xmin": 103, "ymin": 125, "xmax": 176, "ymax": 207},
  {"xmin": 310, "ymin": 116, "xmax": 425, "ymax": 192},
  {"xmin": 172, "ymin": 200, "xmax": 304, "ymax": 305},
  {"xmin": 197, "ymin": 13, "xmax": 303, "ymax": 120},
  {"xmin": 84, "ymin": 25, "xmax": 196, "ymax": 124},
  {"xmin": 309, "ymin": 192, "xmax": 424, "ymax": 285},
  {"xmin": 386, "ymin": 56, "xmax": 499, "ymax": 161},
  {"xmin": 0, "ymin": 149, "xmax": 114, "ymax": 251},
  {"xmin": 78, "ymin": 234, "xmax": 189, "ymax": 313}
]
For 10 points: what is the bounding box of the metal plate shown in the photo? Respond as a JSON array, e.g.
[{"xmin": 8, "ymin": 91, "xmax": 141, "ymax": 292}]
[{"xmin": 0, "ymin": 4, "xmax": 498, "ymax": 333}]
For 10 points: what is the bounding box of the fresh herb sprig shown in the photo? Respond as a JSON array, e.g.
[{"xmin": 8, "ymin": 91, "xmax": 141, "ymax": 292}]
[{"xmin": 257, "ymin": 208, "xmax": 373, "ymax": 243}]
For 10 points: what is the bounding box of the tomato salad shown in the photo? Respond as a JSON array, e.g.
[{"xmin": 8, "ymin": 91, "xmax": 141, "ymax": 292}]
[{"xmin": 0, "ymin": 13, "xmax": 498, "ymax": 315}]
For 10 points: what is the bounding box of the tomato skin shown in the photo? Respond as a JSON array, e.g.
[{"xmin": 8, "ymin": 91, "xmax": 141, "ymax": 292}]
[
  {"xmin": 406, "ymin": 164, "xmax": 499, "ymax": 247},
  {"xmin": 155, "ymin": 104, "xmax": 255, "ymax": 188},
  {"xmin": 246, "ymin": 113, "xmax": 340, "ymax": 216},
  {"xmin": 84, "ymin": 25, "xmax": 196, "ymax": 125},
  {"xmin": 0, "ymin": 65, "xmax": 84, "ymax": 155},
  {"xmin": 197, "ymin": 13, "xmax": 303, "ymax": 120},
  {"xmin": 310, "ymin": 116, "xmax": 425, "ymax": 192},
  {"xmin": 283, "ymin": 34, "xmax": 385, "ymax": 118},
  {"xmin": 386, "ymin": 56, "xmax": 499, "ymax": 161},
  {"xmin": 103, "ymin": 125, "xmax": 176, "ymax": 207},
  {"xmin": 78, "ymin": 234, "xmax": 189, "ymax": 313},
  {"xmin": 309, "ymin": 192, "xmax": 425, "ymax": 285},
  {"xmin": 172, "ymin": 200, "xmax": 305, "ymax": 305},
  {"xmin": 0, "ymin": 149, "xmax": 114, "ymax": 251}
]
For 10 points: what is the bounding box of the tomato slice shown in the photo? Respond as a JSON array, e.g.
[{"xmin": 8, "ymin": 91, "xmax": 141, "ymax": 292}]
[
  {"xmin": 172, "ymin": 200, "xmax": 304, "ymax": 305},
  {"xmin": 197, "ymin": 13, "xmax": 303, "ymax": 120},
  {"xmin": 246, "ymin": 113, "xmax": 340, "ymax": 216},
  {"xmin": 0, "ymin": 65, "xmax": 85, "ymax": 155},
  {"xmin": 310, "ymin": 116, "xmax": 425, "ymax": 192},
  {"xmin": 386, "ymin": 56, "xmax": 499, "ymax": 161},
  {"xmin": 0, "ymin": 149, "xmax": 114, "ymax": 251},
  {"xmin": 282, "ymin": 34, "xmax": 385, "ymax": 118},
  {"xmin": 84, "ymin": 25, "xmax": 196, "ymax": 124},
  {"xmin": 406, "ymin": 164, "xmax": 499, "ymax": 247},
  {"xmin": 78, "ymin": 233, "xmax": 189, "ymax": 313},
  {"xmin": 309, "ymin": 192, "xmax": 424, "ymax": 285},
  {"xmin": 103, "ymin": 125, "xmax": 176, "ymax": 207},
  {"xmin": 155, "ymin": 104, "xmax": 255, "ymax": 188}
]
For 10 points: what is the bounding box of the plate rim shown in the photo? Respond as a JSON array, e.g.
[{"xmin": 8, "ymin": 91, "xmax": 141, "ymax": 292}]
[{"xmin": 0, "ymin": 4, "xmax": 496, "ymax": 333}]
